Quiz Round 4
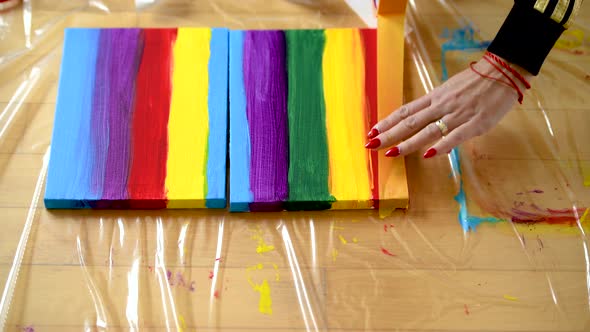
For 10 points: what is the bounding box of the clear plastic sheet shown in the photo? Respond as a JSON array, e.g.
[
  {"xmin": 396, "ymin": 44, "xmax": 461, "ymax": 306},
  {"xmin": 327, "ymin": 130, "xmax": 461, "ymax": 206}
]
[{"xmin": 1, "ymin": 0, "xmax": 589, "ymax": 331}]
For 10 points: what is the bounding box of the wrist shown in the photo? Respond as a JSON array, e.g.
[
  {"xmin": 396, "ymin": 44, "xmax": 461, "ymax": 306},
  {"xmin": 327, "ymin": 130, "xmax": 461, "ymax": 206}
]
[
  {"xmin": 470, "ymin": 56, "xmax": 526, "ymax": 104},
  {"xmin": 485, "ymin": 51, "xmax": 533, "ymax": 91}
]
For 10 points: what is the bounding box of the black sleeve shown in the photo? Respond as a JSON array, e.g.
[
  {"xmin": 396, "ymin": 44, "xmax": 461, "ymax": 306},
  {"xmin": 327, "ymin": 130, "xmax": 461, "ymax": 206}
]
[{"xmin": 487, "ymin": 0, "xmax": 583, "ymax": 75}]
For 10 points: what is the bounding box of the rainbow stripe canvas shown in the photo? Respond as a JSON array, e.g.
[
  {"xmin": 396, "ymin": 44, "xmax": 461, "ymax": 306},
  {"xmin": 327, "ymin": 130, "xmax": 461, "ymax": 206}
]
[
  {"xmin": 229, "ymin": 28, "xmax": 396, "ymax": 212},
  {"xmin": 45, "ymin": 28, "xmax": 229, "ymax": 209}
]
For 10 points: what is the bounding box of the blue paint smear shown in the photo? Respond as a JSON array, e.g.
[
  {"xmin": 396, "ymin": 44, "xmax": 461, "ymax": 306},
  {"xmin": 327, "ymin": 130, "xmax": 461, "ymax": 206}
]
[
  {"xmin": 440, "ymin": 25, "xmax": 500, "ymax": 230},
  {"xmin": 228, "ymin": 31, "xmax": 254, "ymax": 212},
  {"xmin": 45, "ymin": 29, "xmax": 101, "ymax": 208},
  {"xmin": 206, "ymin": 28, "xmax": 229, "ymax": 209},
  {"xmin": 449, "ymin": 149, "xmax": 501, "ymax": 231},
  {"xmin": 440, "ymin": 24, "xmax": 491, "ymax": 82}
]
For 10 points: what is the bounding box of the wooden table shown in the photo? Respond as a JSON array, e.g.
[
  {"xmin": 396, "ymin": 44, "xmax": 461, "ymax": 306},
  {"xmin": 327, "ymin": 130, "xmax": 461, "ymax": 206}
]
[{"xmin": 0, "ymin": 0, "xmax": 589, "ymax": 331}]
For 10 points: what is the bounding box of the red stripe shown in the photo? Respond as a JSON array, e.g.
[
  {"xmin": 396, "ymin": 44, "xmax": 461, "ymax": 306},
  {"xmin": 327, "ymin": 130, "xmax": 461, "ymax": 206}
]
[
  {"xmin": 361, "ymin": 29, "xmax": 379, "ymax": 207},
  {"xmin": 127, "ymin": 29, "xmax": 177, "ymax": 209}
]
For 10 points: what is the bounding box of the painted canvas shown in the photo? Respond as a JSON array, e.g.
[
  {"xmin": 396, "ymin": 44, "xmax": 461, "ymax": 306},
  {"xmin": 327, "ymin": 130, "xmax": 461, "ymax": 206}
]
[
  {"xmin": 45, "ymin": 28, "xmax": 229, "ymax": 209},
  {"xmin": 229, "ymin": 28, "xmax": 407, "ymax": 212}
]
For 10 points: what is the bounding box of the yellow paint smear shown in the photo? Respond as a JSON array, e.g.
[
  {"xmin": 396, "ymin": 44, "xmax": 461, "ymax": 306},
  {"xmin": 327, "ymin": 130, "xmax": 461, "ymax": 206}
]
[
  {"xmin": 352, "ymin": 237, "xmax": 359, "ymax": 243},
  {"xmin": 322, "ymin": 29, "xmax": 371, "ymax": 208},
  {"xmin": 178, "ymin": 314, "xmax": 186, "ymax": 331},
  {"xmin": 246, "ymin": 265, "xmax": 275, "ymax": 315},
  {"xmin": 255, "ymin": 279, "xmax": 273, "ymax": 315},
  {"xmin": 555, "ymin": 29, "xmax": 584, "ymax": 50},
  {"xmin": 581, "ymin": 208, "xmax": 590, "ymax": 224},
  {"xmin": 332, "ymin": 248, "xmax": 338, "ymax": 262},
  {"xmin": 166, "ymin": 28, "xmax": 211, "ymax": 208},
  {"xmin": 250, "ymin": 228, "xmax": 276, "ymax": 254},
  {"xmin": 582, "ymin": 163, "xmax": 590, "ymax": 187},
  {"xmin": 248, "ymin": 262, "xmax": 281, "ymax": 282},
  {"xmin": 257, "ymin": 243, "xmax": 275, "ymax": 254},
  {"xmin": 338, "ymin": 234, "xmax": 348, "ymax": 245},
  {"xmin": 503, "ymin": 295, "xmax": 518, "ymax": 301},
  {"xmin": 272, "ymin": 263, "xmax": 280, "ymax": 281}
]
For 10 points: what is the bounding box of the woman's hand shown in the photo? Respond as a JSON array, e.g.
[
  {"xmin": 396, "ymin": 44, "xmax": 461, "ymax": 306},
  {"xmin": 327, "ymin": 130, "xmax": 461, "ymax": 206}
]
[{"xmin": 365, "ymin": 57, "xmax": 533, "ymax": 158}]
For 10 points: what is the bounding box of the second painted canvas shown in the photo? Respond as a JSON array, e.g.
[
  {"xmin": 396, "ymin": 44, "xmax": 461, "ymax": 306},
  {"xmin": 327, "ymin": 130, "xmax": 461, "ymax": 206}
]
[{"xmin": 229, "ymin": 28, "xmax": 391, "ymax": 212}]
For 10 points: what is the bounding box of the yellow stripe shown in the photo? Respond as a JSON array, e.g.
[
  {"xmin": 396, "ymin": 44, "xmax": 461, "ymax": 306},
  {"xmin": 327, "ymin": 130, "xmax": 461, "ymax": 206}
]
[
  {"xmin": 322, "ymin": 29, "xmax": 371, "ymax": 208},
  {"xmin": 564, "ymin": 0, "xmax": 583, "ymax": 27},
  {"xmin": 534, "ymin": 0, "xmax": 550, "ymax": 13},
  {"xmin": 166, "ymin": 28, "xmax": 211, "ymax": 208},
  {"xmin": 550, "ymin": 0, "xmax": 570, "ymax": 23}
]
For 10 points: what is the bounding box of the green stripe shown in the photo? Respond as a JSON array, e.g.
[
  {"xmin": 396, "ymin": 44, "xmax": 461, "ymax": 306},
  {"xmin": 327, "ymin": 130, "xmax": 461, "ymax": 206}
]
[{"xmin": 285, "ymin": 30, "xmax": 334, "ymax": 211}]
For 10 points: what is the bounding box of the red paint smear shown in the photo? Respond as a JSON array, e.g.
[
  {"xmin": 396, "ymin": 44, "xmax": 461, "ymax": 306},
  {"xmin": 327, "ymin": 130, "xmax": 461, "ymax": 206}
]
[
  {"xmin": 209, "ymin": 271, "xmax": 214, "ymax": 279},
  {"xmin": 510, "ymin": 206, "xmax": 588, "ymax": 225},
  {"xmin": 215, "ymin": 257, "xmax": 222, "ymax": 262},
  {"xmin": 148, "ymin": 266, "xmax": 153, "ymax": 272},
  {"xmin": 383, "ymin": 224, "xmax": 388, "ymax": 232},
  {"xmin": 361, "ymin": 29, "xmax": 379, "ymax": 208},
  {"xmin": 529, "ymin": 189, "xmax": 544, "ymax": 194},
  {"xmin": 214, "ymin": 290, "xmax": 220, "ymax": 299},
  {"xmin": 381, "ymin": 247, "xmax": 396, "ymax": 256},
  {"xmin": 464, "ymin": 304, "xmax": 470, "ymax": 315},
  {"xmin": 127, "ymin": 29, "xmax": 177, "ymax": 208}
]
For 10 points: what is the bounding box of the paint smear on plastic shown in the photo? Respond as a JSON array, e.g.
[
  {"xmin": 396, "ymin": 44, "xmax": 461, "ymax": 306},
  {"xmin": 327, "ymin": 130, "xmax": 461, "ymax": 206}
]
[
  {"xmin": 255, "ymin": 279, "xmax": 273, "ymax": 315},
  {"xmin": 381, "ymin": 247, "xmax": 396, "ymax": 256},
  {"xmin": 581, "ymin": 208, "xmax": 590, "ymax": 223},
  {"xmin": 338, "ymin": 234, "xmax": 348, "ymax": 245},
  {"xmin": 178, "ymin": 315, "xmax": 187, "ymax": 331},
  {"xmin": 582, "ymin": 163, "xmax": 590, "ymax": 187},
  {"xmin": 251, "ymin": 227, "xmax": 276, "ymax": 254}
]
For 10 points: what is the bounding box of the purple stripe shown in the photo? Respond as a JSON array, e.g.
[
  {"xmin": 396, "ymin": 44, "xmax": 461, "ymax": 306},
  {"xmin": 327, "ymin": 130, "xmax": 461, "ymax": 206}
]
[
  {"xmin": 243, "ymin": 31, "xmax": 289, "ymax": 208},
  {"xmin": 103, "ymin": 29, "xmax": 143, "ymax": 200},
  {"xmin": 90, "ymin": 29, "xmax": 143, "ymax": 200},
  {"xmin": 89, "ymin": 30, "xmax": 113, "ymax": 197}
]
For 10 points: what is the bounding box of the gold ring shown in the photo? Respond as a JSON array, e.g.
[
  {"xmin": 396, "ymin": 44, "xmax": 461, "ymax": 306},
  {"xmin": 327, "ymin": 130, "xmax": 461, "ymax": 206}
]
[{"xmin": 435, "ymin": 119, "xmax": 449, "ymax": 136}]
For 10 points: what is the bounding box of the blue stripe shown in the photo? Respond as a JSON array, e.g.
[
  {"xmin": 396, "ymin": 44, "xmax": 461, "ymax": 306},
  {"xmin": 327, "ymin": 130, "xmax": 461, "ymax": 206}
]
[
  {"xmin": 229, "ymin": 30, "xmax": 253, "ymax": 212},
  {"xmin": 45, "ymin": 28, "xmax": 100, "ymax": 208},
  {"xmin": 206, "ymin": 28, "xmax": 229, "ymax": 209}
]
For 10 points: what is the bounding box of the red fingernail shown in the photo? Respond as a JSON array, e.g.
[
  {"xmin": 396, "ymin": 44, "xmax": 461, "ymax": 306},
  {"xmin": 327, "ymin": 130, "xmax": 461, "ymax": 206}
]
[
  {"xmin": 367, "ymin": 128, "xmax": 379, "ymax": 139},
  {"xmin": 423, "ymin": 148, "xmax": 437, "ymax": 159},
  {"xmin": 365, "ymin": 138, "xmax": 381, "ymax": 149},
  {"xmin": 385, "ymin": 146, "xmax": 400, "ymax": 157}
]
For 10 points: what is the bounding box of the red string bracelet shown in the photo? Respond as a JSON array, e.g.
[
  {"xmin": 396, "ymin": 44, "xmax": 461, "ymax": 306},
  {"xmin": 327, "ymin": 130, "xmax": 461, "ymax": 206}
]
[
  {"xmin": 485, "ymin": 51, "xmax": 531, "ymax": 89},
  {"xmin": 482, "ymin": 55, "xmax": 524, "ymax": 103},
  {"xmin": 470, "ymin": 59, "xmax": 524, "ymax": 104},
  {"xmin": 469, "ymin": 61, "xmax": 514, "ymax": 90}
]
